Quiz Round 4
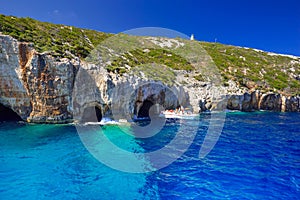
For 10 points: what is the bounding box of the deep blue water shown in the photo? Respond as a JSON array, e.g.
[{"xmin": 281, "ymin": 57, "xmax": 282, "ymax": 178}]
[{"xmin": 0, "ymin": 112, "xmax": 300, "ymax": 199}]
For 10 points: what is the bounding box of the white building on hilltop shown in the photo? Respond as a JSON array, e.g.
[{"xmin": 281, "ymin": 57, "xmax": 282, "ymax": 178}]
[{"xmin": 190, "ymin": 34, "xmax": 194, "ymax": 41}]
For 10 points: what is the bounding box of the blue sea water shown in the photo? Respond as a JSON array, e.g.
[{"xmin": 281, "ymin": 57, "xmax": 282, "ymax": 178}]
[{"xmin": 0, "ymin": 112, "xmax": 299, "ymax": 199}]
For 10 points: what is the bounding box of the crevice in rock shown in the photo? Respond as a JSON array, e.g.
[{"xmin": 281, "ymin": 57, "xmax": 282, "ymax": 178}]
[
  {"xmin": 19, "ymin": 43, "xmax": 31, "ymax": 69},
  {"xmin": 18, "ymin": 43, "xmax": 34, "ymax": 97}
]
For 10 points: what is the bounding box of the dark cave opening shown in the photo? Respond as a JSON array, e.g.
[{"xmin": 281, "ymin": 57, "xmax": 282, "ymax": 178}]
[
  {"xmin": 137, "ymin": 100, "xmax": 155, "ymax": 118},
  {"xmin": 0, "ymin": 104, "xmax": 23, "ymax": 121},
  {"xmin": 81, "ymin": 106, "xmax": 102, "ymax": 123}
]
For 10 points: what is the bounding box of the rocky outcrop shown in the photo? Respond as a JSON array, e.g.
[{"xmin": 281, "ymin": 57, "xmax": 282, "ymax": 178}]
[
  {"xmin": 72, "ymin": 65, "xmax": 192, "ymax": 122},
  {"xmin": 285, "ymin": 96, "xmax": 299, "ymax": 112},
  {"xmin": 0, "ymin": 34, "xmax": 32, "ymax": 119},
  {"xmin": 0, "ymin": 34, "xmax": 299, "ymax": 123},
  {"xmin": 227, "ymin": 91, "xmax": 300, "ymax": 112},
  {"xmin": 1, "ymin": 34, "xmax": 77, "ymax": 123},
  {"xmin": 1, "ymin": 34, "xmax": 192, "ymax": 123},
  {"xmin": 25, "ymin": 53, "xmax": 77, "ymax": 123}
]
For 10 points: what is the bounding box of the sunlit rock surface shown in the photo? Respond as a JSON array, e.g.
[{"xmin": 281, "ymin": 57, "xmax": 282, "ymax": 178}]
[{"xmin": 0, "ymin": 34, "xmax": 299, "ymax": 123}]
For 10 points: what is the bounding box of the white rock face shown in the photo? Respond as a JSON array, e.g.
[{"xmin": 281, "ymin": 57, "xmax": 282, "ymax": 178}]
[
  {"xmin": 0, "ymin": 34, "xmax": 31, "ymax": 119},
  {"xmin": 1, "ymin": 34, "xmax": 299, "ymax": 123},
  {"xmin": 0, "ymin": 34, "xmax": 76, "ymax": 123},
  {"xmin": 146, "ymin": 37, "xmax": 185, "ymax": 49}
]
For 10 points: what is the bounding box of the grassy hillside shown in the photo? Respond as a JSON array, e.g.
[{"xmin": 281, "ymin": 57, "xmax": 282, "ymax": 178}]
[
  {"xmin": 200, "ymin": 42, "xmax": 300, "ymax": 95},
  {"xmin": 0, "ymin": 14, "xmax": 111, "ymax": 58},
  {"xmin": 1, "ymin": 14, "xmax": 299, "ymax": 95}
]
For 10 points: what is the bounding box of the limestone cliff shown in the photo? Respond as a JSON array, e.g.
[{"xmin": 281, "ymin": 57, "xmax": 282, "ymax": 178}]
[
  {"xmin": 227, "ymin": 91, "xmax": 300, "ymax": 112},
  {"xmin": 0, "ymin": 34, "xmax": 77, "ymax": 123},
  {"xmin": 0, "ymin": 34, "xmax": 299, "ymax": 123}
]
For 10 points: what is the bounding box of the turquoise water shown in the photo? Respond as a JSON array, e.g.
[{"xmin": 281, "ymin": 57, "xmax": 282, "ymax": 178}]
[{"xmin": 0, "ymin": 112, "xmax": 299, "ymax": 199}]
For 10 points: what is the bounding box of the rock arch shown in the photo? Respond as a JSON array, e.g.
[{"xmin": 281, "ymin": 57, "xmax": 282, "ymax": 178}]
[{"xmin": 132, "ymin": 83, "xmax": 189, "ymax": 119}]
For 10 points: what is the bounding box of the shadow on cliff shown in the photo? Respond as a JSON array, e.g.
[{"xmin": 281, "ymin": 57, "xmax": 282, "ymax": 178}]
[
  {"xmin": 0, "ymin": 103, "xmax": 23, "ymax": 121},
  {"xmin": 72, "ymin": 67, "xmax": 106, "ymax": 123}
]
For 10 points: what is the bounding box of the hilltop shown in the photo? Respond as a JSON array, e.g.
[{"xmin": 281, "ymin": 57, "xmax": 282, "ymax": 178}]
[
  {"xmin": 1, "ymin": 14, "xmax": 299, "ymax": 95},
  {"xmin": 0, "ymin": 14, "xmax": 111, "ymax": 58}
]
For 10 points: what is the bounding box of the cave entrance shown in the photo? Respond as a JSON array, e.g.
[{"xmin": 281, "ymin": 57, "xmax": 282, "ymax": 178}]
[
  {"xmin": 137, "ymin": 99, "xmax": 162, "ymax": 119},
  {"xmin": 0, "ymin": 103, "xmax": 23, "ymax": 121},
  {"xmin": 138, "ymin": 100, "xmax": 154, "ymax": 118},
  {"xmin": 81, "ymin": 106, "xmax": 102, "ymax": 123}
]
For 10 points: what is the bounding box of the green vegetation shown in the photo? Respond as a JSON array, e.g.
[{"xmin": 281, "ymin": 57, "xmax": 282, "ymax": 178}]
[
  {"xmin": 1, "ymin": 14, "xmax": 299, "ymax": 95},
  {"xmin": 106, "ymin": 48, "xmax": 193, "ymax": 75},
  {"xmin": 131, "ymin": 64, "xmax": 177, "ymax": 86},
  {"xmin": 194, "ymin": 74, "xmax": 205, "ymax": 82},
  {"xmin": 200, "ymin": 42, "xmax": 300, "ymax": 95},
  {"xmin": 0, "ymin": 14, "xmax": 111, "ymax": 58}
]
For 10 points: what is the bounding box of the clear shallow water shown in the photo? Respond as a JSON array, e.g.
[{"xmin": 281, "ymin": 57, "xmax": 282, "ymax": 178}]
[{"xmin": 0, "ymin": 112, "xmax": 299, "ymax": 199}]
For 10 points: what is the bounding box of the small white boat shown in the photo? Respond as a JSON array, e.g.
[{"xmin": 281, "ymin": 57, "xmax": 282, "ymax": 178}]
[
  {"xmin": 83, "ymin": 118, "xmax": 129, "ymax": 125},
  {"xmin": 159, "ymin": 110, "xmax": 198, "ymax": 119}
]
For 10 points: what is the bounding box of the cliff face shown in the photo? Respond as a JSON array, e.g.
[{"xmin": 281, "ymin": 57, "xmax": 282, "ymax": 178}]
[
  {"xmin": 227, "ymin": 91, "xmax": 300, "ymax": 112},
  {"xmin": 0, "ymin": 34, "xmax": 31, "ymax": 119},
  {"xmin": 72, "ymin": 63, "xmax": 192, "ymax": 122},
  {"xmin": 1, "ymin": 34, "xmax": 77, "ymax": 123},
  {"xmin": 0, "ymin": 34, "xmax": 299, "ymax": 123}
]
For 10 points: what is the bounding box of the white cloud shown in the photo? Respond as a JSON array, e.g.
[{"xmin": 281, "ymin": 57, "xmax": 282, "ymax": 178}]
[
  {"xmin": 53, "ymin": 9, "xmax": 59, "ymax": 15},
  {"xmin": 48, "ymin": 9, "xmax": 77, "ymax": 21}
]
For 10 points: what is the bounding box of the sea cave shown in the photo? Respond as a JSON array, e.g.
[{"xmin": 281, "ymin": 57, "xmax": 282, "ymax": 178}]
[
  {"xmin": 80, "ymin": 105, "xmax": 102, "ymax": 123},
  {"xmin": 0, "ymin": 103, "xmax": 23, "ymax": 121}
]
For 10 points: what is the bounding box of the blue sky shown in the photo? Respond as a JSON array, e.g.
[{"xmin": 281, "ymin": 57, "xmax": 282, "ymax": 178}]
[{"xmin": 1, "ymin": 0, "xmax": 299, "ymax": 56}]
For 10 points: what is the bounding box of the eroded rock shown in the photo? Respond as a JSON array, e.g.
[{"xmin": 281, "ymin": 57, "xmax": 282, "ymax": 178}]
[{"xmin": 0, "ymin": 34, "xmax": 299, "ymax": 123}]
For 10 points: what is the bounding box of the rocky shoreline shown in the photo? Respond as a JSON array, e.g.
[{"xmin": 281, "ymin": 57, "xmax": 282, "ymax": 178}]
[
  {"xmin": 0, "ymin": 34, "xmax": 299, "ymax": 123},
  {"xmin": 227, "ymin": 91, "xmax": 300, "ymax": 112}
]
